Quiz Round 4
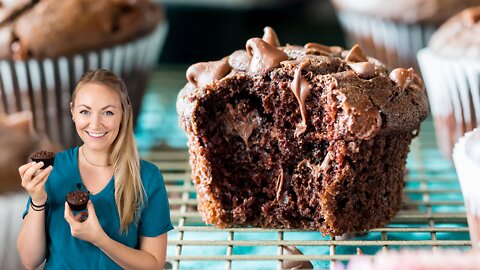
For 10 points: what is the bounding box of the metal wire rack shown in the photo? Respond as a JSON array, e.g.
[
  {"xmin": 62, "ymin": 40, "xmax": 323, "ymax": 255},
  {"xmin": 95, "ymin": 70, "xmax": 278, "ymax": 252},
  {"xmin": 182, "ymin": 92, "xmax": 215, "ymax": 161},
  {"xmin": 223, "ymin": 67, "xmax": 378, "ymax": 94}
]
[{"xmin": 141, "ymin": 119, "xmax": 471, "ymax": 270}]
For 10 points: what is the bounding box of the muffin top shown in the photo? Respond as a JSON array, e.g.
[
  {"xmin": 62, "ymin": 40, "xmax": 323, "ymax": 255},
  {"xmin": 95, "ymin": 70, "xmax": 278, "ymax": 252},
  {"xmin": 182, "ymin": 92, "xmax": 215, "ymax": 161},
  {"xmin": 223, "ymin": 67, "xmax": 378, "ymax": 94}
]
[
  {"xmin": 0, "ymin": 0, "xmax": 163, "ymax": 60},
  {"xmin": 331, "ymin": 0, "xmax": 480, "ymax": 24},
  {"xmin": 177, "ymin": 27, "xmax": 429, "ymax": 139},
  {"xmin": 66, "ymin": 190, "xmax": 89, "ymax": 205},
  {"xmin": 31, "ymin": 150, "xmax": 55, "ymax": 160},
  {"xmin": 428, "ymin": 6, "xmax": 480, "ymax": 60}
]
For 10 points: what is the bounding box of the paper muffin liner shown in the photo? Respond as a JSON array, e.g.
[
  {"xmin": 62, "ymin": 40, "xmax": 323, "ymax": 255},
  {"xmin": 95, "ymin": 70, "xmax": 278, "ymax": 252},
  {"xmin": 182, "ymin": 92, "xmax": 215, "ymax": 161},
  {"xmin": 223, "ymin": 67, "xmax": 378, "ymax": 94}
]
[
  {"xmin": 0, "ymin": 22, "xmax": 168, "ymax": 148},
  {"xmin": 452, "ymin": 128, "xmax": 480, "ymax": 251},
  {"xmin": 417, "ymin": 48, "xmax": 480, "ymax": 159},
  {"xmin": 335, "ymin": 11, "xmax": 436, "ymax": 71}
]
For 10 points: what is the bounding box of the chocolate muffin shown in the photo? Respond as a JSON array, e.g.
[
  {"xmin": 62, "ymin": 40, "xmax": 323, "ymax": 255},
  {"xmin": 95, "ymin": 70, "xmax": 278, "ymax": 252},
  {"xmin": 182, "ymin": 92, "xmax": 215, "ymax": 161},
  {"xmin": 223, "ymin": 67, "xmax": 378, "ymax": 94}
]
[
  {"xmin": 66, "ymin": 189, "xmax": 89, "ymax": 212},
  {"xmin": 417, "ymin": 6, "xmax": 480, "ymax": 159},
  {"xmin": 177, "ymin": 27, "xmax": 429, "ymax": 236},
  {"xmin": 0, "ymin": 0, "xmax": 162, "ymax": 60},
  {"xmin": 30, "ymin": 150, "xmax": 55, "ymax": 169},
  {"xmin": 330, "ymin": 0, "xmax": 480, "ymax": 70},
  {"xmin": 0, "ymin": 0, "xmax": 167, "ymax": 148}
]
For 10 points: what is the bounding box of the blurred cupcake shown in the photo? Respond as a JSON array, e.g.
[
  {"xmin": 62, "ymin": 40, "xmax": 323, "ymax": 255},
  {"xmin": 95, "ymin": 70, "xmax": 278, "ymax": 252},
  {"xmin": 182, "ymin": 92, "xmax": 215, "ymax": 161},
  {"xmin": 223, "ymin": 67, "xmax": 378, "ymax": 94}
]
[
  {"xmin": 0, "ymin": 0, "xmax": 168, "ymax": 148},
  {"xmin": 453, "ymin": 128, "xmax": 480, "ymax": 251},
  {"xmin": 417, "ymin": 6, "xmax": 480, "ymax": 159},
  {"xmin": 336, "ymin": 249, "xmax": 480, "ymax": 269},
  {"xmin": 330, "ymin": 0, "xmax": 479, "ymax": 71}
]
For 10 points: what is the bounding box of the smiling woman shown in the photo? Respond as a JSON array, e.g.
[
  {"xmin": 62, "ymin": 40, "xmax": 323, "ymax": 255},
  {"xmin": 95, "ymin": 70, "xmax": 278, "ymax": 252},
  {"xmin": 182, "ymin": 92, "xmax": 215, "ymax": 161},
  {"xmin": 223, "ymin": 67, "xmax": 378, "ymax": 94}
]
[{"xmin": 16, "ymin": 69, "xmax": 173, "ymax": 270}]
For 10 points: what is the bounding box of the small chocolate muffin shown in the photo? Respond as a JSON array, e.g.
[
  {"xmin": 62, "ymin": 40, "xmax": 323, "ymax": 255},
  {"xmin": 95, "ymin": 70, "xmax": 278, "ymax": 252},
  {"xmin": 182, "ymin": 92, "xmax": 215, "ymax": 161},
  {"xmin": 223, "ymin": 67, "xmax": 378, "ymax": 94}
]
[
  {"xmin": 30, "ymin": 150, "xmax": 55, "ymax": 169},
  {"xmin": 66, "ymin": 190, "xmax": 89, "ymax": 212}
]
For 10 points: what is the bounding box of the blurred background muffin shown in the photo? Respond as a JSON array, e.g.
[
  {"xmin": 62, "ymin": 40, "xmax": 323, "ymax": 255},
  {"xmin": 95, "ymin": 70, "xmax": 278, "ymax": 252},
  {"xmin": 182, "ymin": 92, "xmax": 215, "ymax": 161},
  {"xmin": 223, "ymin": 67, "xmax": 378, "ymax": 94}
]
[
  {"xmin": 330, "ymin": 0, "xmax": 480, "ymax": 71},
  {"xmin": 0, "ymin": 0, "xmax": 167, "ymax": 148},
  {"xmin": 453, "ymin": 128, "xmax": 480, "ymax": 251},
  {"xmin": 417, "ymin": 6, "xmax": 480, "ymax": 159}
]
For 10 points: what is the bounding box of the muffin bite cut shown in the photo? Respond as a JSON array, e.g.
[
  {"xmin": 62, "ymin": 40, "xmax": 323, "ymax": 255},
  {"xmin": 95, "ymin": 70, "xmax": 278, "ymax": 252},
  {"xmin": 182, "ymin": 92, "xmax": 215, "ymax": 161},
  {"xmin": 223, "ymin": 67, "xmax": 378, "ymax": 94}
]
[{"xmin": 177, "ymin": 27, "xmax": 428, "ymax": 236}]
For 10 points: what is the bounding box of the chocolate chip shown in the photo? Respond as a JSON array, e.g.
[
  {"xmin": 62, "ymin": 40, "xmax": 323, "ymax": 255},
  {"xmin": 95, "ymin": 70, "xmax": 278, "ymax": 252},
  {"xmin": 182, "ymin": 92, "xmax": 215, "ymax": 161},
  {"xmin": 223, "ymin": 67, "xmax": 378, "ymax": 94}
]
[
  {"xmin": 186, "ymin": 57, "xmax": 231, "ymax": 88},
  {"xmin": 246, "ymin": 38, "xmax": 288, "ymax": 74},
  {"xmin": 347, "ymin": 62, "xmax": 376, "ymax": 79},
  {"xmin": 345, "ymin": 44, "xmax": 368, "ymax": 63},
  {"xmin": 262, "ymin": 26, "xmax": 281, "ymax": 47}
]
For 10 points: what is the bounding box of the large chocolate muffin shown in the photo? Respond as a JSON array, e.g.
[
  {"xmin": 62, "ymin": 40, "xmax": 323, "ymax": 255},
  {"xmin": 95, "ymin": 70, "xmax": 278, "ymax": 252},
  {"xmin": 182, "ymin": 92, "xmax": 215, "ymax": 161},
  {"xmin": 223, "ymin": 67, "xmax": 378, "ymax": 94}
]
[
  {"xmin": 177, "ymin": 27, "xmax": 428, "ymax": 236},
  {"xmin": 0, "ymin": 0, "xmax": 162, "ymax": 60}
]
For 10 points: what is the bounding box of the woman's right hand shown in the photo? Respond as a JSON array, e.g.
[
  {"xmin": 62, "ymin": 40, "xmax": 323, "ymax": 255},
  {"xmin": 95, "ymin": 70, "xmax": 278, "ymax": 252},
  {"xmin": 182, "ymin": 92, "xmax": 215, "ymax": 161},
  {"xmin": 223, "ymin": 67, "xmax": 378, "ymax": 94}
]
[{"xmin": 19, "ymin": 162, "xmax": 52, "ymax": 205}]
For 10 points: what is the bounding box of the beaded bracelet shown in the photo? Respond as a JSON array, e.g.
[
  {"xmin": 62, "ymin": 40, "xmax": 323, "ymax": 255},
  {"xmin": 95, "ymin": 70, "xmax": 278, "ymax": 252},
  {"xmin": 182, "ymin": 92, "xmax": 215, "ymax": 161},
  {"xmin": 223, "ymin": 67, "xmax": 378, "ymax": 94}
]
[{"xmin": 30, "ymin": 200, "xmax": 46, "ymax": 211}]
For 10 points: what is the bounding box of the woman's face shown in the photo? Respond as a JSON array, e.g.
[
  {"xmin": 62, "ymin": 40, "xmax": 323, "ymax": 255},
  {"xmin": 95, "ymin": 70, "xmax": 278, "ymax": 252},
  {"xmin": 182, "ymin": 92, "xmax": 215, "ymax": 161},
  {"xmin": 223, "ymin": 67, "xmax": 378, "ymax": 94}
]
[{"xmin": 71, "ymin": 83, "xmax": 123, "ymax": 152}]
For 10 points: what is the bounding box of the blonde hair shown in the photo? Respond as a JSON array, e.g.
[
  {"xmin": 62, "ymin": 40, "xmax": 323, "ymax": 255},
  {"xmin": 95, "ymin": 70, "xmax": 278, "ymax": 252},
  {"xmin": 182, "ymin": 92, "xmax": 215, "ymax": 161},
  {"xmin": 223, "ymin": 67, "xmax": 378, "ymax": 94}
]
[{"xmin": 71, "ymin": 69, "xmax": 144, "ymax": 233}]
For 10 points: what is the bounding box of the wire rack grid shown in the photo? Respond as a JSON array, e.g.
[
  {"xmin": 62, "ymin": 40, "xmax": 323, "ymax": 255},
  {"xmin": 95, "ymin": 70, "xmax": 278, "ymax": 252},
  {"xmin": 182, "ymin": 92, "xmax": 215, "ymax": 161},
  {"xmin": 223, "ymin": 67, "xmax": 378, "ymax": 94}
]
[{"xmin": 141, "ymin": 118, "xmax": 471, "ymax": 270}]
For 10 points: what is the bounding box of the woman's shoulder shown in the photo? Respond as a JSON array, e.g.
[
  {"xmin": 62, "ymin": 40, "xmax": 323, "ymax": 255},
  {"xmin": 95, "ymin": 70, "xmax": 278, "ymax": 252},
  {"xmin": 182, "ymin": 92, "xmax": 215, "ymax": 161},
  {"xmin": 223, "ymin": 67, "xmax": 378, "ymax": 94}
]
[
  {"xmin": 53, "ymin": 146, "xmax": 78, "ymax": 165},
  {"xmin": 139, "ymin": 159, "xmax": 163, "ymax": 181},
  {"xmin": 139, "ymin": 159, "xmax": 159, "ymax": 174}
]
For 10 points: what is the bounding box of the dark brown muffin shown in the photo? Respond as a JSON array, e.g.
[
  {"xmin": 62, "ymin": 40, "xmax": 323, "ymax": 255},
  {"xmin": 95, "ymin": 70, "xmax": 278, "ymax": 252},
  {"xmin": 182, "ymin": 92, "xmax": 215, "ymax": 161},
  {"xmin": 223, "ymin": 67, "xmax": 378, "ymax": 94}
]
[
  {"xmin": 177, "ymin": 27, "xmax": 428, "ymax": 236},
  {"xmin": 0, "ymin": 0, "xmax": 163, "ymax": 60},
  {"xmin": 66, "ymin": 190, "xmax": 89, "ymax": 212},
  {"xmin": 30, "ymin": 150, "xmax": 55, "ymax": 169}
]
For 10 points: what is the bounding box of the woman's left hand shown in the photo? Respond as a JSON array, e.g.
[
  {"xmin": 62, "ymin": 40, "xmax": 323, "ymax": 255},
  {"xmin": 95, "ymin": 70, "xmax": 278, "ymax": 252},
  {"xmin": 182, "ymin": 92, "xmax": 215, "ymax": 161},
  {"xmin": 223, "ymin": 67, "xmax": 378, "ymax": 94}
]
[{"xmin": 64, "ymin": 200, "xmax": 108, "ymax": 247}]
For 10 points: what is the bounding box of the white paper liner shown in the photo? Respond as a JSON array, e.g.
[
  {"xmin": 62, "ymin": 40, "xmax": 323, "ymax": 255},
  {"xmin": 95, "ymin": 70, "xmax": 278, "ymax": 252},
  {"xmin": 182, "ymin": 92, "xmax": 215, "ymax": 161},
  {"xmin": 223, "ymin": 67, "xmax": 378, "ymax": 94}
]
[
  {"xmin": 336, "ymin": 11, "xmax": 436, "ymax": 70},
  {"xmin": 0, "ymin": 22, "xmax": 168, "ymax": 148},
  {"xmin": 418, "ymin": 48, "xmax": 480, "ymax": 158},
  {"xmin": 453, "ymin": 128, "xmax": 480, "ymax": 249}
]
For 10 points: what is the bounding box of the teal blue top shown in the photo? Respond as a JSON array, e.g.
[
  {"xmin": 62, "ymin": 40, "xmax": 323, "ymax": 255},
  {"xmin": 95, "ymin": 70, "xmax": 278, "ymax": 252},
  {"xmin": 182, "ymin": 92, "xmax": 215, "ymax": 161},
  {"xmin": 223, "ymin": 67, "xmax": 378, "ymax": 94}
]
[{"xmin": 23, "ymin": 147, "xmax": 173, "ymax": 269}]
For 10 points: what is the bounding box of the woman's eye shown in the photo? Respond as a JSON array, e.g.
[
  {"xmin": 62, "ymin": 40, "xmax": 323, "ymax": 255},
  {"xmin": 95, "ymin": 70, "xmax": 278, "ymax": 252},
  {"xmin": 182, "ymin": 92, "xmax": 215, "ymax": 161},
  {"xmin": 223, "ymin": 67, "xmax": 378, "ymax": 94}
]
[
  {"xmin": 104, "ymin": 111, "xmax": 114, "ymax": 116},
  {"xmin": 79, "ymin": 110, "xmax": 89, "ymax": 115}
]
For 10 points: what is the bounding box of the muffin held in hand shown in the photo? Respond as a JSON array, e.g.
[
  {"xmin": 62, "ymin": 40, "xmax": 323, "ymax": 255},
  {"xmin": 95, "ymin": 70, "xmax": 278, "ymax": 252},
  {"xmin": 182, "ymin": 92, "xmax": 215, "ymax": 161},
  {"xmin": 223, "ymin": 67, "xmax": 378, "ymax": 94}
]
[
  {"xmin": 177, "ymin": 27, "xmax": 428, "ymax": 236},
  {"xmin": 66, "ymin": 188, "xmax": 90, "ymax": 212},
  {"xmin": 418, "ymin": 6, "xmax": 480, "ymax": 159},
  {"xmin": 30, "ymin": 150, "xmax": 55, "ymax": 169}
]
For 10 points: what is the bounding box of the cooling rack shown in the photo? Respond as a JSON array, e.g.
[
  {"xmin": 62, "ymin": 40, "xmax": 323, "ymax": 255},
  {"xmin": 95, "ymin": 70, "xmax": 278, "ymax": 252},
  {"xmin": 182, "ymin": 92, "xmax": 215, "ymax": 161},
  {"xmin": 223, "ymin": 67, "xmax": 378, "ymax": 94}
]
[{"xmin": 140, "ymin": 118, "xmax": 471, "ymax": 270}]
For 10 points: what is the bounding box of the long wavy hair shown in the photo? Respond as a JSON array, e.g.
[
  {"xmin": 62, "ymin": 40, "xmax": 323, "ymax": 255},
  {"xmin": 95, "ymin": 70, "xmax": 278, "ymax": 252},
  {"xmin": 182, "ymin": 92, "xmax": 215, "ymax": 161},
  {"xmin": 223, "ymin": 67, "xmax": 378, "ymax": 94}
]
[{"xmin": 71, "ymin": 69, "xmax": 144, "ymax": 233}]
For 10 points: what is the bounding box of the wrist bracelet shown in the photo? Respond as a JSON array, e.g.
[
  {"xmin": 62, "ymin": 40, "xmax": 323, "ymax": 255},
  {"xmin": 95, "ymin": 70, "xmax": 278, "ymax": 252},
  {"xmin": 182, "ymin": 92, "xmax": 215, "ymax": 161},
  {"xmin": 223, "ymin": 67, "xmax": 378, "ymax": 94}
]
[
  {"xmin": 31, "ymin": 200, "xmax": 46, "ymax": 208},
  {"xmin": 30, "ymin": 200, "xmax": 47, "ymax": 211},
  {"xmin": 30, "ymin": 203, "xmax": 45, "ymax": 211}
]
